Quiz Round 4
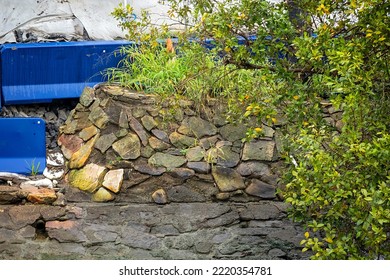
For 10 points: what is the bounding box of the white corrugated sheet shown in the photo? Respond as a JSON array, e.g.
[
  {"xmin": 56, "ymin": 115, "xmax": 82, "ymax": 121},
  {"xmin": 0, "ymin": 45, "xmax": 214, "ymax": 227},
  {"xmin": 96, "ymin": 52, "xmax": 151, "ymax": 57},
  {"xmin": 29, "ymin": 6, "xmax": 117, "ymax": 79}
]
[{"xmin": 0, "ymin": 0, "xmax": 175, "ymax": 43}]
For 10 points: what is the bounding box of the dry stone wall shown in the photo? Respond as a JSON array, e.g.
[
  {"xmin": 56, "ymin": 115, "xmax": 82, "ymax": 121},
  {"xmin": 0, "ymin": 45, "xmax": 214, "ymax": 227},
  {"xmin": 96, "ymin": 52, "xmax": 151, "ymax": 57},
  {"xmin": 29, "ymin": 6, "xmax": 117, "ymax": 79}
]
[
  {"xmin": 0, "ymin": 84, "xmax": 318, "ymax": 259},
  {"xmin": 59, "ymin": 85, "xmax": 285, "ymax": 204}
]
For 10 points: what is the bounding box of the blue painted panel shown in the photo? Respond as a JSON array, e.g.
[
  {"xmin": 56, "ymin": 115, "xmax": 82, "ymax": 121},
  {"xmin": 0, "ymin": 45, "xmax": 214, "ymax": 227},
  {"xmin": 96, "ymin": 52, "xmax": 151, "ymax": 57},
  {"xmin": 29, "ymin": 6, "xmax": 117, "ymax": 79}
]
[
  {"xmin": 0, "ymin": 40, "xmax": 134, "ymax": 105},
  {"xmin": 0, "ymin": 45, "xmax": 3, "ymax": 109},
  {"xmin": 0, "ymin": 118, "xmax": 46, "ymax": 174}
]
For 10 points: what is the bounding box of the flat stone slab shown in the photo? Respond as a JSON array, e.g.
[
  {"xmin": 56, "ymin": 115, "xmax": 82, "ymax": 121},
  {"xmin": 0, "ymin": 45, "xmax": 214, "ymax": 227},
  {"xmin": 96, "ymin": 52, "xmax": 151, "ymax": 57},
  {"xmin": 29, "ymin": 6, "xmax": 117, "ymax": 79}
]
[
  {"xmin": 178, "ymin": 117, "xmax": 218, "ymax": 138},
  {"xmin": 112, "ymin": 133, "xmax": 141, "ymax": 160},
  {"xmin": 212, "ymin": 166, "xmax": 246, "ymax": 192},
  {"xmin": 242, "ymin": 140, "xmax": 276, "ymax": 161},
  {"xmin": 68, "ymin": 163, "xmax": 106, "ymax": 193},
  {"xmin": 148, "ymin": 153, "xmax": 187, "ymax": 170},
  {"xmin": 0, "ymin": 202, "xmax": 306, "ymax": 260}
]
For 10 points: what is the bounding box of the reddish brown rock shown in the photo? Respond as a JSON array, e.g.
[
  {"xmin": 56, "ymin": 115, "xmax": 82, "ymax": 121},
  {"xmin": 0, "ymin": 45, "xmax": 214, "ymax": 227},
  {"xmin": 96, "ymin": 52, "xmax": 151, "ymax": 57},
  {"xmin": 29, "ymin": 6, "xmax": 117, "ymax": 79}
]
[
  {"xmin": 46, "ymin": 220, "xmax": 77, "ymax": 230},
  {"xmin": 69, "ymin": 134, "xmax": 99, "ymax": 169},
  {"xmin": 79, "ymin": 125, "xmax": 99, "ymax": 141},
  {"xmin": 26, "ymin": 188, "xmax": 57, "ymax": 204},
  {"xmin": 58, "ymin": 134, "xmax": 83, "ymax": 160}
]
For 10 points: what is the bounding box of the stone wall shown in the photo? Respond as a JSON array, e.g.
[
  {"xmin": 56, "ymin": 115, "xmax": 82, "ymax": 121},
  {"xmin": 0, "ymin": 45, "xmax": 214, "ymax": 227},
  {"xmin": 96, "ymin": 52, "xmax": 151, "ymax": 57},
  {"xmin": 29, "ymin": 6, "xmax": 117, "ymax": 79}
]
[
  {"xmin": 0, "ymin": 202, "xmax": 308, "ymax": 260},
  {"xmin": 0, "ymin": 84, "xmax": 314, "ymax": 259},
  {"xmin": 59, "ymin": 85, "xmax": 285, "ymax": 204}
]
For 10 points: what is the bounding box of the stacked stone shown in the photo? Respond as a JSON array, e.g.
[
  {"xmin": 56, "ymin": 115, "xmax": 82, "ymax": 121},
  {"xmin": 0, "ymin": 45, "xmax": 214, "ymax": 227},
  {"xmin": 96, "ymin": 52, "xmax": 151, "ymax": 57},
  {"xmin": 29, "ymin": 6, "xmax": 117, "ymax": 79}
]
[
  {"xmin": 59, "ymin": 85, "xmax": 284, "ymax": 203},
  {"xmin": 0, "ymin": 202, "xmax": 308, "ymax": 260}
]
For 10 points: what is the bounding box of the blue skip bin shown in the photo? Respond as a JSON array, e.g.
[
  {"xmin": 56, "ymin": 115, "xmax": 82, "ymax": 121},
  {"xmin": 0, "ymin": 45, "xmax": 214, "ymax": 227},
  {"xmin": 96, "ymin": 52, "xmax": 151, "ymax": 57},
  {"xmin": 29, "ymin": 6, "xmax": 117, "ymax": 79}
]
[
  {"xmin": 0, "ymin": 118, "xmax": 46, "ymax": 174},
  {"xmin": 0, "ymin": 40, "xmax": 134, "ymax": 106}
]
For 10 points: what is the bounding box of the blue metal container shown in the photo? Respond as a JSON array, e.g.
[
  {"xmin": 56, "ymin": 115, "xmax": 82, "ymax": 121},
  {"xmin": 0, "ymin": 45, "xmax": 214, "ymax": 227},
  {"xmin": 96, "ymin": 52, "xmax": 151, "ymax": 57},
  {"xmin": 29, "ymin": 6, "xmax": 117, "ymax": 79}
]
[
  {"xmin": 0, "ymin": 118, "xmax": 46, "ymax": 174},
  {"xmin": 0, "ymin": 40, "xmax": 134, "ymax": 106}
]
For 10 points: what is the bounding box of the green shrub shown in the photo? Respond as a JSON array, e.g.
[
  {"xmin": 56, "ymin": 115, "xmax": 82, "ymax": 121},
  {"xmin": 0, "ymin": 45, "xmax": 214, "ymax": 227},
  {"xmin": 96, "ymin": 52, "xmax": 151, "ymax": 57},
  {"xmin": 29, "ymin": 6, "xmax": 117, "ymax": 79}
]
[{"xmin": 111, "ymin": 0, "xmax": 390, "ymax": 259}]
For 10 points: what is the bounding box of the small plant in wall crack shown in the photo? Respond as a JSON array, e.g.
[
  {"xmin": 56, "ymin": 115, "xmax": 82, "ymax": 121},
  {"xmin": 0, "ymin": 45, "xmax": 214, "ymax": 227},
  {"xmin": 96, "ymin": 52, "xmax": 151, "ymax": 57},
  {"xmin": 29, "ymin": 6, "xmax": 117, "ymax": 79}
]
[{"xmin": 26, "ymin": 159, "xmax": 41, "ymax": 176}]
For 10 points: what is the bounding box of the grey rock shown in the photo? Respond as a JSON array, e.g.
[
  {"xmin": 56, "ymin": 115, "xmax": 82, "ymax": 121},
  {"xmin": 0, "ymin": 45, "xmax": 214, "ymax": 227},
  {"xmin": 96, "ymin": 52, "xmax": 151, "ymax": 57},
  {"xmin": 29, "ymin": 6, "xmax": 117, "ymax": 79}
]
[
  {"xmin": 151, "ymin": 224, "xmax": 179, "ymax": 236},
  {"xmin": 262, "ymin": 125, "xmax": 275, "ymax": 138},
  {"xmin": 148, "ymin": 152, "xmax": 186, "ymax": 170},
  {"xmin": 118, "ymin": 109, "xmax": 129, "ymax": 128},
  {"xmin": 167, "ymin": 185, "xmax": 206, "ymax": 202},
  {"xmin": 195, "ymin": 241, "xmax": 212, "ymax": 254},
  {"xmin": 121, "ymin": 229, "xmax": 160, "ymax": 250},
  {"xmin": 79, "ymin": 87, "xmax": 95, "ymax": 107},
  {"xmin": 88, "ymin": 106, "xmax": 109, "ymax": 129},
  {"xmin": 112, "ymin": 133, "xmax": 141, "ymax": 160},
  {"xmin": 242, "ymin": 140, "xmax": 276, "ymax": 161},
  {"xmin": 178, "ymin": 117, "xmax": 218, "ymax": 138},
  {"xmin": 185, "ymin": 146, "xmax": 204, "ymax": 162},
  {"xmin": 245, "ymin": 179, "xmax": 276, "ymax": 199},
  {"xmin": 202, "ymin": 211, "xmax": 240, "ymax": 228},
  {"xmin": 151, "ymin": 129, "xmax": 169, "ymax": 143},
  {"xmin": 0, "ymin": 172, "xmax": 29, "ymax": 183},
  {"xmin": 187, "ymin": 162, "xmax": 210, "ymax": 174},
  {"xmin": 168, "ymin": 168, "xmax": 195, "ymax": 179},
  {"xmin": 125, "ymin": 171, "xmax": 150, "ymax": 188},
  {"xmin": 149, "ymin": 137, "xmax": 171, "ymax": 151},
  {"xmin": 133, "ymin": 161, "xmax": 166, "ymax": 176},
  {"xmin": 140, "ymin": 146, "xmax": 155, "ymax": 158},
  {"xmin": 216, "ymin": 146, "xmax": 240, "ymax": 168},
  {"xmin": 84, "ymin": 224, "xmax": 118, "ymax": 244},
  {"xmin": 215, "ymin": 192, "xmax": 230, "ymax": 201},
  {"xmin": 131, "ymin": 108, "xmax": 146, "ymax": 118},
  {"xmin": 169, "ymin": 131, "xmax": 196, "ymax": 149},
  {"xmin": 115, "ymin": 128, "xmax": 128, "ymax": 138},
  {"xmin": 95, "ymin": 133, "xmax": 117, "ymax": 153},
  {"xmin": 141, "ymin": 115, "xmax": 158, "ymax": 131},
  {"xmin": 128, "ymin": 115, "xmax": 149, "ymax": 146},
  {"xmin": 0, "ymin": 186, "xmax": 23, "ymax": 204},
  {"xmin": 212, "ymin": 166, "xmax": 246, "ymax": 192},
  {"xmin": 58, "ymin": 109, "xmax": 68, "ymax": 122},
  {"xmin": 46, "ymin": 220, "xmax": 87, "ymax": 243},
  {"xmin": 238, "ymin": 202, "xmax": 287, "ymax": 220},
  {"xmin": 219, "ymin": 123, "xmax": 247, "ymax": 142},
  {"xmin": 268, "ymin": 248, "xmax": 287, "ymax": 258},
  {"xmin": 236, "ymin": 161, "xmax": 272, "ymax": 177},
  {"xmin": 44, "ymin": 111, "xmax": 57, "ymax": 121},
  {"xmin": 199, "ymin": 136, "xmax": 219, "ymax": 150}
]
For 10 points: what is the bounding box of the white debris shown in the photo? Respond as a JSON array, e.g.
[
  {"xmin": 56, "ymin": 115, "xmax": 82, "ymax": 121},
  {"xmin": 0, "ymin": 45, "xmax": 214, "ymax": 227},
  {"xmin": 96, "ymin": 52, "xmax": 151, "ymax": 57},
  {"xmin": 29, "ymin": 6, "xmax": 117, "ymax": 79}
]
[
  {"xmin": 43, "ymin": 167, "xmax": 65, "ymax": 180},
  {"xmin": 0, "ymin": 172, "xmax": 29, "ymax": 181},
  {"xmin": 47, "ymin": 152, "xmax": 65, "ymax": 167},
  {"xmin": 20, "ymin": 178, "xmax": 53, "ymax": 189}
]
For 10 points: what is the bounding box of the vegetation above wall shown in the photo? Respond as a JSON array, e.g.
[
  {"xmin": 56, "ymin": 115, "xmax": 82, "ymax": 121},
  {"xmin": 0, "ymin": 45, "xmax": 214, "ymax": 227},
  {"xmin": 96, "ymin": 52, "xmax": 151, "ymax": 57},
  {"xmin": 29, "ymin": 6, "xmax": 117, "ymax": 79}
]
[{"xmin": 109, "ymin": 0, "xmax": 390, "ymax": 259}]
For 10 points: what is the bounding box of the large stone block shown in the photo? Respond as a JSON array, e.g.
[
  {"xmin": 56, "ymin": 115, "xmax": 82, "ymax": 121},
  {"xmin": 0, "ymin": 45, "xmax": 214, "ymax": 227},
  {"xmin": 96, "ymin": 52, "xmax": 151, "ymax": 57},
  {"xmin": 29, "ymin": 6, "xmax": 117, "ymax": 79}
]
[
  {"xmin": 69, "ymin": 134, "xmax": 99, "ymax": 169},
  {"xmin": 148, "ymin": 153, "xmax": 187, "ymax": 170},
  {"xmin": 112, "ymin": 133, "xmax": 141, "ymax": 160},
  {"xmin": 212, "ymin": 166, "xmax": 246, "ymax": 192},
  {"xmin": 68, "ymin": 164, "xmax": 106, "ymax": 193},
  {"xmin": 245, "ymin": 179, "xmax": 276, "ymax": 199},
  {"xmin": 102, "ymin": 169, "xmax": 124, "ymax": 193},
  {"xmin": 178, "ymin": 117, "xmax": 218, "ymax": 138},
  {"xmin": 242, "ymin": 140, "xmax": 276, "ymax": 161}
]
